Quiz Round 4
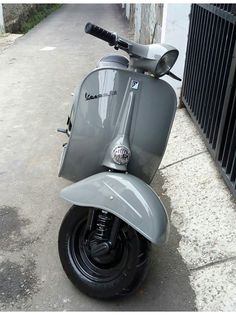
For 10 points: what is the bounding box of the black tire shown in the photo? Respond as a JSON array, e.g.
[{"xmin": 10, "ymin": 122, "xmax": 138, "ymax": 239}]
[
  {"xmin": 120, "ymin": 231, "xmax": 151, "ymax": 296},
  {"xmin": 58, "ymin": 205, "xmax": 150, "ymax": 299}
]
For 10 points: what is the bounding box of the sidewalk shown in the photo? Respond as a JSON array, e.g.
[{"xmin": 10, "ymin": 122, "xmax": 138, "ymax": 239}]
[
  {"xmin": 154, "ymin": 107, "xmax": 236, "ymax": 311},
  {"xmin": 0, "ymin": 4, "xmax": 235, "ymax": 311},
  {"xmin": 0, "ymin": 33, "xmax": 22, "ymax": 53}
]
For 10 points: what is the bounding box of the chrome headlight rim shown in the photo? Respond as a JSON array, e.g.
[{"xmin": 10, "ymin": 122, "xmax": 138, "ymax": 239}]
[{"xmin": 155, "ymin": 49, "xmax": 179, "ymax": 77}]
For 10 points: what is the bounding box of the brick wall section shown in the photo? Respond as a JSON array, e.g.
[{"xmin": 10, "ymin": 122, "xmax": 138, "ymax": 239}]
[{"xmin": 2, "ymin": 4, "xmax": 38, "ymax": 32}]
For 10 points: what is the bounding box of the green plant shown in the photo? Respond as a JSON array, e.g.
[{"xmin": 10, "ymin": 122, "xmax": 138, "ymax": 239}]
[{"xmin": 20, "ymin": 4, "xmax": 62, "ymax": 33}]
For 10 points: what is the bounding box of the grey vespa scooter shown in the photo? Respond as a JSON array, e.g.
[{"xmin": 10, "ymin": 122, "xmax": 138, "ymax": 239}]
[{"xmin": 57, "ymin": 23, "xmax": 180, "ymax": 299}]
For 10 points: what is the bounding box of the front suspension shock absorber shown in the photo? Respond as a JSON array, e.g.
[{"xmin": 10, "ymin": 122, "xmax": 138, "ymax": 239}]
[
  {"xmin": 89, "ymin": 210, "xmax": 113, "ymax": 258},
  {"xmin": 89, "ymin": 209, "xmax": 121, "ymax": 258},
  {"xmin": 94, "ymin": 210, "xmax": 113, "ymax": 242}
]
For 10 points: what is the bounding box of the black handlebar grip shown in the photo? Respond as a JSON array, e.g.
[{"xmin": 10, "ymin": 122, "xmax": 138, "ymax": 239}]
[{"xmin": 85, "ymin": 22, "xmax": 117, "ymax": 46}]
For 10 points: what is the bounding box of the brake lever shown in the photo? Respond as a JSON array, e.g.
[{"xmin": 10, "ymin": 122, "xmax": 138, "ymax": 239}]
[
  {"xmin": 167, "ymin": 71, "xmax": 182, "ymax": 81},
  {"xmin": 113, "ymin": 35, "xmax": 130, "ymax": 52}
]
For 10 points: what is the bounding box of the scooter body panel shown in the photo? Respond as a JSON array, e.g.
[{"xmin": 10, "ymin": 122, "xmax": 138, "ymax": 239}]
[
  {"xmin": 58, "ymin": 66, "xmax": 176, "ymax": 184},
  {"xmin": 61, "ymin": 172, "xmax": 169, "ymax": 244}
]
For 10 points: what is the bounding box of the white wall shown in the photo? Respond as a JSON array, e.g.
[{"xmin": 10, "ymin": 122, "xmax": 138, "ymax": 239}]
[
  {"xmin": 161, "ymin": 4, "xmax": 191, "ymax": 103},
  {"xmin": 125, "ymin": 3, "xmax": 130, "ymax": 20},
  {"xmin": 0, "ymin": 4, "xmax": 5, "ymax": 33}
]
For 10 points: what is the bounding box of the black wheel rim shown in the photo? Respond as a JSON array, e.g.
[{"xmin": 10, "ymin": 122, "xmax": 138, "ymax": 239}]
[{"xmin": 68, "ymin": 216, "xmax": 130, "ymax": 283}]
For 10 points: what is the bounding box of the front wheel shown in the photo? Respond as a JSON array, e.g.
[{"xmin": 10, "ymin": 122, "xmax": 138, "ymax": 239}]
[{"xmin": 58, "ymin": 206, "xmax": 150, "ymax": 299}]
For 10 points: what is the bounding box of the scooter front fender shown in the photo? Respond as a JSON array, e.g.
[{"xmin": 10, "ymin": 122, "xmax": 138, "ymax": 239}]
[{"xmin": 60, "ymin": 172, "xmax": 169, "ymax": 244}]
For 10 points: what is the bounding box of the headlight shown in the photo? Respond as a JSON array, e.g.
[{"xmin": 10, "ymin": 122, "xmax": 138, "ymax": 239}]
[{"xmin": 155, "ymin": 50, "xmax": 179, "ymax": 77}]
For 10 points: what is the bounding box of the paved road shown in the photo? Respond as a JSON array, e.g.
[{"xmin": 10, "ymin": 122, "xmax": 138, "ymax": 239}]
[{"xmin": 0, "ymin": 4, "xmax": 196, "ymax": 311}]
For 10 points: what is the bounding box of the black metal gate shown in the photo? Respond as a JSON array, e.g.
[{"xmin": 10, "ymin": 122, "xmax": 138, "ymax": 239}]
[{"xmin": 182, "ymin": 4, "xmax": 236, "ymax": 198}]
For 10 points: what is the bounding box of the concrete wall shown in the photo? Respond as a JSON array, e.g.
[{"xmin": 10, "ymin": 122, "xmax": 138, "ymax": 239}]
[
  {"xmin": 140, "ymin": 3, "xmax": 163, "ymax": 44},
  {"xmin": 2, "ymin": 4, "xmax": 37, "ymax": 32},
  {"xmin": 124, "ymin": 4, "xmax": 163, "ymax": 44},
  {"xmin": 161, "ymin": 4, "xmax": 191, "ymax": 102},
  {"xmin": 125, "ymin": 3, "xmax": 130, "ymax": 20},
  {"xmin": 0, "ymin": 4, "xmax": 4, "ymax": 33}
]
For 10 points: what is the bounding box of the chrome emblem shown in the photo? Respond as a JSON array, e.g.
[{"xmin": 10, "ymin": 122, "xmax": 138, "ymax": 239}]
[
  {"xmin": 111, "ymin": 145, "xmax": 131, "ymax": 165},
  {"xmin": 131, "ymin": 80, "xmax": 139, "ymax": 90}
]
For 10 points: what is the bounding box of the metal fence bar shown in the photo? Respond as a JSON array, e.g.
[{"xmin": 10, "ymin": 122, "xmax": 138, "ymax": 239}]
[
  {"xmin": 182, "ymin": 5, "xmax": 196, "ymax": 104},
  {"xmin": 195, "ymin": 10, "xmax": 215, "ymax": 122},
  {"xmin": 219, "ymin": 75, "xmax": 236, "ymax": 168},
  {"xmin": 182, "ymin": 4, "xmax": 236, "ymax": 198},
  {"xmin": 194, "ymin": 10, "xmax": 214, "ymax": 121},
  {"xmin": 199, "ymin": 4, "xmax": 236, "ymax": 23},
  {"xmin": 201, "ymin": 14, "xmax": 220, "ymax": 135},
  {"xmin": 214, "ymin": 33, "xmax": 236, "ymax": 153},
  {"xmin": 207, "ymin": 18, "xmax": 228, "ymax": 144},
  {"xmin": 211, "ymin": 25, "xmax": 235, "ymax": 149},
  {"xmin": 185, "ymin": 5, "xmax": 202, "ymax": 110}
]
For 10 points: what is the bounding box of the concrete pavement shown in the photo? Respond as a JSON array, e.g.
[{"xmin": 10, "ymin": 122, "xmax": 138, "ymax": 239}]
[
  {"xmin": 0, "ymin": 4, "xmax": 235, "ymax": 311},
  {"xmin": 156, "ymin": 110, "xmax": 236, "ymax": 311}
]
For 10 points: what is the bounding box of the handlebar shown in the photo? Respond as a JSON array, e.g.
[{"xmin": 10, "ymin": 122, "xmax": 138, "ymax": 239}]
[
  {"xmin": 85, "ymin": 22, "xmax": 117, "ymax": 46},
  {"xmin": 84, "ymin": 22, "xmax": 180, "ymax": 80}
]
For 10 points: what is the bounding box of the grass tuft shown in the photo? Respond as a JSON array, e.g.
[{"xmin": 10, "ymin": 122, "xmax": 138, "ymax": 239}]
[{"xmin": 20, "ymin": 4, "xmax": 62, "ymax": 34}]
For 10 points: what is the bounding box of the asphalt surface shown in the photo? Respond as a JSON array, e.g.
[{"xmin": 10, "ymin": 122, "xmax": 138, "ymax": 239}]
[{"xmin": 0, "ymin": 4, "xmax": 196, "ymax": 311}]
